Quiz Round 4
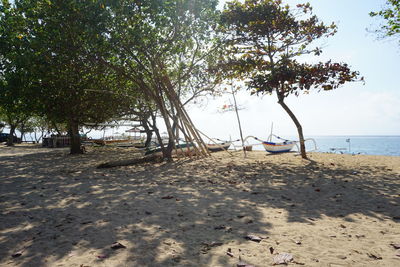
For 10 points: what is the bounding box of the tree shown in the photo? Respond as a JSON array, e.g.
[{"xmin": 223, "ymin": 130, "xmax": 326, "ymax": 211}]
[
  {"xmin": 102, "ymin": 0, "xmax": 219, "ymax": 160},
  {"xmin": 16, "ymin": 0, "xmax": 133, "ymax": 153},
  {"xmin": 370, "ymin": 0, "xmax": 400, "ymax": 42},
  {"xmin": 216, "ymin": 0, "xmax": 360, "ymax": 159},
  {"xmin": 0, "ymin": 0, "xmax": 33, "ymax": 146}
]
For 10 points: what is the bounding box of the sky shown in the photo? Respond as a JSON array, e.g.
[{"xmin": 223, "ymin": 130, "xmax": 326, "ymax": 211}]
[{"xmin": 185, "ymin": 0, "xmax": 400, "ymax": 140}]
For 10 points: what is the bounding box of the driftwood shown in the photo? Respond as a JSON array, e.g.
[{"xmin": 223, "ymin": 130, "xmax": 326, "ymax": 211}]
[{"xmin": 97, "ymin": 154, "xmax": 162, "ymax": 168}]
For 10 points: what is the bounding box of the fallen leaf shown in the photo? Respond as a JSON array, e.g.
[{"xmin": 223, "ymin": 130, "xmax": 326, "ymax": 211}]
[
  {"xmin": 390, "ymin": 243, "xmax": 400, "ymax": 249},
  {"xmin": 273, "ymin": 253, "xmax": 294, "ymax": 265},
  {"xmin": 12, "ymin": 251, "xmax": 23, "ymax": 258},
  {"xmin": 367, "ymin": 252, "xmax": 382, "ymax": 260},
  {"xmin": 111, "ymin": 242, "xmax": 126, "ymax": 249},
  {"xmin": 269, "ymin": 247, "xmax": 274, "ymax": 254},
  {"xmin": 245, "ymin": 235, "xmax": 262, "ymax": 242},
  {"xmin": 97, "ymin": 254, "xmax": 108, "ymax": 259}
]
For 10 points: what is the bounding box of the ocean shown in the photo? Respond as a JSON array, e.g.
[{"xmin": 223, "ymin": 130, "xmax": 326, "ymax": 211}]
[
  {"xmin": 302, "ymin": 135, "xmax": 400, "ymax": 157},
  {"xmin": 9, "ymin": 130, "xmax": 400, "ymax": 157}
]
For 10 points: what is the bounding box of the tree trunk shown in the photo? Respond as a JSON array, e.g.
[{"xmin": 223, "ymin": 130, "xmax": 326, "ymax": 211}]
[
  {"xmin": 68, "ymin": 121, "xmax": 83, "ymax": 154},
  {"xmin": 149, "ymin": 113, "xmax": 164, "ymax": 151},
  {"xmin": 20, "ymin": 126, "xmax": 25, "ymax": 142},
  {"xmin": 154, "ymin": 89, "xmax": 173, "ymax": 160},
  {"xmin": 141, "ymin": 120, "xmax": 153, "ymax": 147},
  {"xmin": 6, "ymin": 124, "xmax": 16, "ymax": 146},
  {"xmin": 277, "ymin": 96, "xmax": 307, "ymax": 159}
]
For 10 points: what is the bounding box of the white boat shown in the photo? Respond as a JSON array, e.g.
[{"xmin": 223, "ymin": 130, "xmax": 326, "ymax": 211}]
[
  {"xmin": 243, "ymin": 122, "xmax": 317, "ymax": 154},
  {"xmin": 262, "ymin": 140, "xmax": 296, "ymax": 153}
]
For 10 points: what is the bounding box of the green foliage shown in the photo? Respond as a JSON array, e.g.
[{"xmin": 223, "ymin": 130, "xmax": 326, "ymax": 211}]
[
  {"xmin": 370, "ymin": 0, "xmax": 400, "ymax": 39},
  {"xmin": 103, "ymin": 1, "xmax": 220, "ymax": 157},
  {"xmin": 0, "ymin": 1, "xmax": 33, "ymax": 141},
  {"xmin": 20, "ymin": 0, "xmax": 131, "ymax": 125},
  {"xmin": 216, "ymin": 0, "xmax": 361, "ymax": 159},
  {"xmin": 106, "ymin": 0, "xmax": 219, "ymax": 100},
  {"xmin": 217, "ymin": 0, "xmax": 360, "ymax": 97}
]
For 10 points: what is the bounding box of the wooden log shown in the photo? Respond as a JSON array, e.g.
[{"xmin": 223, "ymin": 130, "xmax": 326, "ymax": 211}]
[{"xmin": 97, "ymin": 154, "xmax": 162, "ymax": 169}]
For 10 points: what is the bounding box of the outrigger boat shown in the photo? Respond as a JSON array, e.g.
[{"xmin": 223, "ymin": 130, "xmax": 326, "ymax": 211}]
[
  {"xmin": 262, "ymin": 123, "xmax": 296, "ymax": 153},
  {"xmin": 207, "ymin": 141, "xmax": 232, "ymax": 153},
  {"xmin": 243, "ymin": 123, "xmax": 316, "ymax": 154},
  {"xmin": 243, "ymin": 135, "xmax": 296, "ymax": 153},
  {"xmin": 262, "ymin": 139, "xmax": 296, "ymax": 153},
  {"xmin": 144, "ymin": 143, "xmax": 195, "ymax": 156}
]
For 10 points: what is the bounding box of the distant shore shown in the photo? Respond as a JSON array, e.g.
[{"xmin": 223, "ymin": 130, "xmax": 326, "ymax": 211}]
[{"xmin": 1, "ymin": 145, "xmax": 399, "ymax": 266}]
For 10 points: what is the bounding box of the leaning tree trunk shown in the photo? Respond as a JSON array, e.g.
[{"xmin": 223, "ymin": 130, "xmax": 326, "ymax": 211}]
[
  {"xmin": 154, "ymin": 89, "xmax": 174, "ymax": 160},
  {"xmin": 141, "ymin": 119, "xmax": 153, "ymax": 148},
  {"xmin": 68, "ymin": 121, "xmax": 83, "ymax": 154},
  {"xmin": 6, "ymin": 124, "xmax": 17, "ymax": 146},
  {"xmin": 20, "ymin": 125, "xmax": 25, "ymax": 143},
  {"xmin": 277, "ymin": 95, "xmax": 307, "ymax": 159}
]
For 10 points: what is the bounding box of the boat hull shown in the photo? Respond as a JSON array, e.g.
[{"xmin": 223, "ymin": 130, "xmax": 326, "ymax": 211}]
[
  {"xmin": 207, "ymin": 142, "xmax": 231, "ymax": 152},
  {"xmin": 262, "ymin": 141, "xmax": 295, "ymax": 153},
  {"xmin": 144, "ymin": 143, "xmax": 195, "ymax": 156}
]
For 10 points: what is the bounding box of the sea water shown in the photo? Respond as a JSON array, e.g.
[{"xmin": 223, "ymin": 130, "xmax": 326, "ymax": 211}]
[{"xmin": 304, "ymin": 135, "xmax": 400, "ymax": 156}]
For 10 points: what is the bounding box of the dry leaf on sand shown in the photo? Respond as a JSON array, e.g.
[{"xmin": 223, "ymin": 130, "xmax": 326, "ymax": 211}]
[{"xmin": 273, "ymin": 253, "xmax": 294, "ymax": 265}]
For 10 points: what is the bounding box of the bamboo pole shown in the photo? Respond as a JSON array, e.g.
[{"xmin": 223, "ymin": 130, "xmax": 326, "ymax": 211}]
[{"xmin": 231, "ymin": 88, "xmax": 246, "ymax": 157}]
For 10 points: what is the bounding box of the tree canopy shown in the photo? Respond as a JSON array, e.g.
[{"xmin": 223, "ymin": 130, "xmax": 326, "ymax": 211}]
[
  {"xmin": 216, "ymin": 0, "xmax": 360, "ymax": 158},
  {"xmin": 100, "ymin": 0, "xmax": 220, "ymax": 158},
  {"xmin": 0, "ymin": 0, "xmax": 34, "ymax": 145},
  {"xmin": 370, "ymin": 0, "xmax": 400, "ymax": 42},
  {"xmin": 1, "ymin": 0, "xmax": 135, "ymax": 152}
]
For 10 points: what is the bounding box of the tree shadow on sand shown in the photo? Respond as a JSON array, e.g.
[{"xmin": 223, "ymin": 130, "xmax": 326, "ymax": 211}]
[{"xmin": 0, "ymin": 147, "xmax": 399, "ymax": 266}]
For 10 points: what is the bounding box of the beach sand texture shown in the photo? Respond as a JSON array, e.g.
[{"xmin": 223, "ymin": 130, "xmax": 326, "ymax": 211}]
[{"xmin": 0, "ymin": 145, "xmax": 399, "ymax": 266}]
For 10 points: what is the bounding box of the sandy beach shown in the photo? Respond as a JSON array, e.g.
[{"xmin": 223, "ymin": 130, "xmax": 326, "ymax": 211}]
[{"xmin": 0, "ymin": 145, "xmax": 399, "ymax": 266}]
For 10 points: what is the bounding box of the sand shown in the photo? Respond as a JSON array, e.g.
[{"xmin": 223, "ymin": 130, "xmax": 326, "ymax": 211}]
[{"xmin": 0, "ymin": 144, "xmax": 399, "ymax": 266}]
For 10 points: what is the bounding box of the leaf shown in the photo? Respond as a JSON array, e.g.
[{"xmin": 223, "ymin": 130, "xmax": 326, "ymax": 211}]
[
  {"xmin": 366, "ymin": 252, "xmax": 382, "ymax": 260},
  {"xmin": 111, "ymin": 242, "xmax": 126, "ymax": 249},
  {"xmin": 273, "ymin": 253, "xmax": 294, "ymax": 265},
  {"xmin": 12, "ymin": 251, "xmax": 23, "ymax": 258},
  {"xmin": 390, "ymin": 243, "xmax": 400, "ymax": 249},
  {"xmin": 245, "ymin": 235, "xmax": 262, "ymax": 242}
]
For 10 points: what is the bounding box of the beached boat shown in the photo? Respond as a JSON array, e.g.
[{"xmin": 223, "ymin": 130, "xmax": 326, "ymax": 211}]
[
  {"xmin": 262, "ymin": 140, "xmax": 296, "ymax": 153},
  {"xmin": 207, "ymin": 141, "xmax": 232, "ymax": 152},
  {"xmin": 92, "ymin": 139, "xmax": 132, "ymax": 146},
  {"xmin": 144, "ymin": 143, "xmax": 195, "ymax": 156}
]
